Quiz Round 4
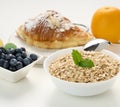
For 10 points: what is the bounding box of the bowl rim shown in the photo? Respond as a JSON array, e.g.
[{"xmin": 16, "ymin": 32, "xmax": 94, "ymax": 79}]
[{"xmin": 44, "ymin": 46, "xmax": 120, "ymax": 85}]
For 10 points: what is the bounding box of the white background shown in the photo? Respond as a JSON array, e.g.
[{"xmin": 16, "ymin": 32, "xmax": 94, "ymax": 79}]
[{"xmin": 0, "ymin": 0, "xmax": 120, "ymax": 107}]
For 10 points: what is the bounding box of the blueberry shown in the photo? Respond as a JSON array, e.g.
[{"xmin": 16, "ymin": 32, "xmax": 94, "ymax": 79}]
[
  {"xmin": 6, "ymin": 55, "xmax": 11, "ymax": 61},
  {"xmin": 1, "ymin": 47, "xmax": 7, "ymax": 54},
  {"xmin": 0, "ymin": 48, "xmax": 2, "ymax": 54},
  {"xmin": 9, "ymin": 58, "xmax": 17, "ymax": 66},
  {"xmin": 21, "ymin": 47, "xmax": 26, "ymax": 52},
  {"xmin": 0, "ymin": 58, "xmax": 5, "ymax": 67},
  {"xmin": 1, "ymin": 53, "xmax": 6, "ymax": 59},
  {"xmin": 21, "ymin": 52, "xmax": 27, "ymax": 58},
  {"xmin": 8, "ymin": 48, "xmax": 15, "ymax": 54},
  {"xmin": 9, "ymin": 66, "xmax": 16, "ymax": 72},
  {"xmin": 10, "ymin": 54, "xmax": 16, "ymax": 59},
  {"xmin": 15, "ymin": 48, "xmax": 22, "ymax": 53},
  {"xmin": 0, "ymin": 47, "xmax": 3, "ymax": 50},
  {"xmin": 27, "ymin": 57, "xmax": 33, "ymax": 63},
  {"xmin": 30, "ymin": 54, "xmax": 38, "ymax": 61},
  {"xmin": 16, "ymin": 61, "xmax": 23, "ymax": 70},
  {"xmin": 6, "ymin": 54, "xmax": 15, "ymax": 61},
  {"xmin": 16, "ymin": 56, "xmax": 23, "ymax": 62},
  {"xmin": 0, "ymin": 47, "xmax": 4, "ymax": 51},
  {"xmin": 15, "ymin": 53, "xmax": 22, "ymax": 57},
  {"xmin": 9, "ymin": 66, "xmax": 13, "ymax": 71},
  {"xmin": 23, "ymin": 58, "xmax": 31, "ymax": 66},
  {"xmin": 6, "ymin": 50, "xmax": 9, "ymax": 54},
  {"xmin": 3, "ymin": 60, "xmax": 9, "ymax": 69}
]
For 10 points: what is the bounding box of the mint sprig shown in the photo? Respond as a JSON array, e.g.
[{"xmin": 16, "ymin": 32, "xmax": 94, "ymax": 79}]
[
  {"xmin": 72, "ymin": 50, "xmax": 94, "ymax": 68},
  {"xmin": 72, "ymin": 50, "xmax": 83, "ymax": 65},
  {"xmin": 4, "ymin": 43, "xmax": 17, "ymax": 50}
]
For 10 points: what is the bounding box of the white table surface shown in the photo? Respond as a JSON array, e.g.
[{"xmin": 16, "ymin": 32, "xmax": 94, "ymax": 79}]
[{"xmin": 0, "ymin": 0, "xmax": 120, "ymax": 107}]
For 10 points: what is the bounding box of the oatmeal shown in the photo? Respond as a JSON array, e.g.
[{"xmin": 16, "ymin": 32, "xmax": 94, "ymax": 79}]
[{"xmin": 49, "ymin": 50, "xmax": 120, "ymax": 83}]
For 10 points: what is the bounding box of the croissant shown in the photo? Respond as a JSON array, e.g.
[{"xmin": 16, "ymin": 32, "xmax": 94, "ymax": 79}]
[{"xmin": 16, "ymin": 10, "xmax": 94, "ymax": 49}]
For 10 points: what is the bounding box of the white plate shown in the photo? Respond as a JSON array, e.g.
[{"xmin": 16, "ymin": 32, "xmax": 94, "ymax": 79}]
[
  {"xmin": 8, "ymin": 33, "xmax": 60, "ymax": 64},
  {"xmin": 8, "ymin": 34, "xmax": 59, "ymax": 56},
  {"xmin": 8, "ymin": 24, "xmax": 89, "ymax": 57},
  {"xmin": 7, "ymin": 24, "xmax": 90, "ymax": 64},
  {"xmin": 8, "ymin": 33, "xmax": 120, "ymax": 64}
]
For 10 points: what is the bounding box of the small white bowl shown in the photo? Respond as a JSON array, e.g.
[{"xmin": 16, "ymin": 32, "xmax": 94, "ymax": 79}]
[
  {"xmin": 0, "ymin": 56, "xmax": 42, "ymax": 83},
  {"xmin": 44, "ymin": 47, "xmax": 120, "ymax": 96}
]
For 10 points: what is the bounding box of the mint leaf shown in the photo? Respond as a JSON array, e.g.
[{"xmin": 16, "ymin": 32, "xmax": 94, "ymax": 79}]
[
  {"xmin": 72, "ymin": 50, "xmax": 82, "ymax": 66},
  {"xmin": 72, "ymin": 50, "xmax": 94, "ymax": 68},
  {"xmin": 4, "ymin": 43, "xmax": 17, "ymax": 50},
  {"xmin": 79, "ymin": 58, "xmax": 94, "ymax": 68}
]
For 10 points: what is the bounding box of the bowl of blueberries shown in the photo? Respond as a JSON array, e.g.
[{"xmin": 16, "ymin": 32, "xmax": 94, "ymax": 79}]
[{"xmin": 0, "ymin": 43, "xmax": 42, "ymax": 82}]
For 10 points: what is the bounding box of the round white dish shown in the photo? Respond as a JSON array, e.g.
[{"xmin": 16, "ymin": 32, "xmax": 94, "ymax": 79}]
[{"xmin": 44, "ymin": 47, "xmax": 120, "ymax": 96}]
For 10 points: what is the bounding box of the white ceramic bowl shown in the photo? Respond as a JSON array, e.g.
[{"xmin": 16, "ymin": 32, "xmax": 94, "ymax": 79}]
[
  {"xmin": 0, "ymin": 55, "xmax": 42, "ymax": 83},
  {"xmin": 44, "ymin": 47, "xmax": 120, "ymax": 96}
]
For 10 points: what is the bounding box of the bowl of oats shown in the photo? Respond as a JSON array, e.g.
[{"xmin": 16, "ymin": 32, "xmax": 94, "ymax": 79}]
[{"xmin": 43, "ymin": 47, "xmax": 120, "ymax": 96}]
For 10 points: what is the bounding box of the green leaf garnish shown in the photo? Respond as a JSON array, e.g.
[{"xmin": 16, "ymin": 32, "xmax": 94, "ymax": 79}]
[
  {"xmin": 79, "ymin": 58, "xmax": 94, "ymax": 68},
  {"xmin": 4, "ymin": 43, "xmax": 17, "ymax": 50},
  {"xmin": 72, "ymin": 49, "xmax": 82, "ymax": 66},
  {"xmin": 72, "ymin": 50, "xmax": 94, "ymax": 68}
]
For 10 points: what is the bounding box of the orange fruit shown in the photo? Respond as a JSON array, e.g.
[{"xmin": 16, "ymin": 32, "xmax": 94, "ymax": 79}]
[
  {"xmin": 0, "ymin": 38, "xmax": 3, "ymax": 47},
  {"xmin": 91, "ymin": 6, "xmax": 120, "ymax": 43}
]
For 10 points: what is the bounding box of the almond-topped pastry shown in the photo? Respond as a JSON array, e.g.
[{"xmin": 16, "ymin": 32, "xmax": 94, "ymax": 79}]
[{"xmin": 16, "ymin": 10, "xmax": 94, "ymax": 49}]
